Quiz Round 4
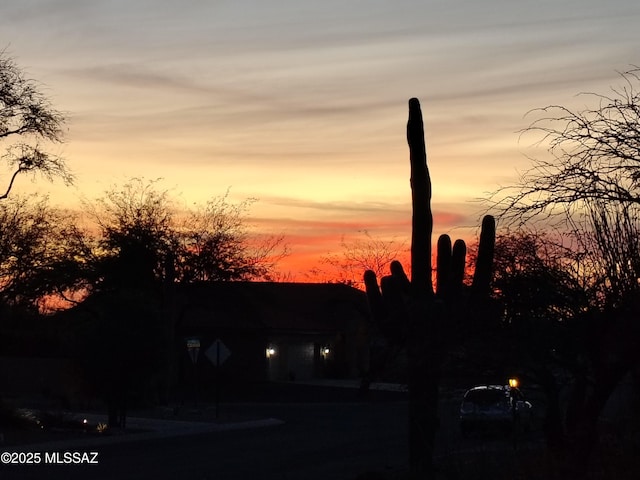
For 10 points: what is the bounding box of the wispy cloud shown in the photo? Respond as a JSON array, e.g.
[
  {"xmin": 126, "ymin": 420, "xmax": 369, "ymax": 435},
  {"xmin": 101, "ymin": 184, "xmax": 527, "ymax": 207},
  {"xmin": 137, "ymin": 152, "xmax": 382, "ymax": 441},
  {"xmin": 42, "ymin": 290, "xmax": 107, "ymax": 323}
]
[{"xmin": 3, "ymin": 0, "xmax": 639, "ymax": 279}]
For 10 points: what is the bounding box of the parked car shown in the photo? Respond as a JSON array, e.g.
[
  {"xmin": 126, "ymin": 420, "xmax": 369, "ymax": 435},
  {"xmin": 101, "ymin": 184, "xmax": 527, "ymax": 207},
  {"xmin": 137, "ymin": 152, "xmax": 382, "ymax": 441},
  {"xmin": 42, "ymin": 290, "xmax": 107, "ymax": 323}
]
[{"xmin": 459, "ymin": 384, "xmax": 533, "ymax": 435}]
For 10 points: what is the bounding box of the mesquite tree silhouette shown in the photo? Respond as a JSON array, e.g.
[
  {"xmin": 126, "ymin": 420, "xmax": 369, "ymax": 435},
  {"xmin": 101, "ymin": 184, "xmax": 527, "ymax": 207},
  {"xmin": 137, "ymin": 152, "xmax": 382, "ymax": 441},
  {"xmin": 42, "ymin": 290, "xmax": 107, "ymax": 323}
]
[
  {"xmin": 363, "ymin": 98, "xmax": 496, "ymax": 477},
  {"xmin": 0, "ymin": 52, "xmax": 71, "ymax": 200}
]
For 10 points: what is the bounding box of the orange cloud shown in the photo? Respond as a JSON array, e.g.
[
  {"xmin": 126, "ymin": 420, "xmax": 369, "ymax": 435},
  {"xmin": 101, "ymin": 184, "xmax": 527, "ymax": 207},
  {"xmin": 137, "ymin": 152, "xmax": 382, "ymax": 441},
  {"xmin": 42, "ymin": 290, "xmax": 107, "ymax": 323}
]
[{"xmin": 251, "ymin": 198, "xmax": 485, "ymax": 281}]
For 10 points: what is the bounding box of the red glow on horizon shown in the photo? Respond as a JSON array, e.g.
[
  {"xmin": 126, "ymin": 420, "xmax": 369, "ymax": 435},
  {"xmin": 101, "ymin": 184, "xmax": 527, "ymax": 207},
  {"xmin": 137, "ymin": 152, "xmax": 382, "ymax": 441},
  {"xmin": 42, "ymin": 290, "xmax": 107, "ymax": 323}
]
[{"xmin": 272, "ymin": 219, "xmax": 480, "ymax": 285}]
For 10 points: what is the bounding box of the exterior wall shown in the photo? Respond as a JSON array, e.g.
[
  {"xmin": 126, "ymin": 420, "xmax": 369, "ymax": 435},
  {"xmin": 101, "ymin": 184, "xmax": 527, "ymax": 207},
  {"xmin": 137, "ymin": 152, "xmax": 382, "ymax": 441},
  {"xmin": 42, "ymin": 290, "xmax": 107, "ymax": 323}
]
[
  {"xmin": 265, "ymin": 335, "xmax": 356, "ymax": 381},
  {"xmin": 266, "ymin": 338, "xmax": 321, "ymax": 381}
]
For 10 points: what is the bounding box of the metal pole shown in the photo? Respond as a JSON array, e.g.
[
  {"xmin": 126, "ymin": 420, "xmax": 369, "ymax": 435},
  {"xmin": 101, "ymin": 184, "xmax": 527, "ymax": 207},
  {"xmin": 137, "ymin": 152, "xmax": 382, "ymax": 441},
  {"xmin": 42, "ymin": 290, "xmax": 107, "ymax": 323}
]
[
  {"xmin": 215, "ymin": 344, "xmax": 220, "ymax": 419},
  {"xmin": 193, "ymin": 360, "xmax": 198, "ymax": 407}
]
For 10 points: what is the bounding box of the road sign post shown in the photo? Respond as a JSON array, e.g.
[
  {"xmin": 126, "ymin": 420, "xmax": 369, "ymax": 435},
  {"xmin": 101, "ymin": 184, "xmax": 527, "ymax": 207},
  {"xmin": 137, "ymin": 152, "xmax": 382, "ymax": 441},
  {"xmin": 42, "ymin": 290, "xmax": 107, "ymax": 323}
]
[
  {"xmin": 205, "ymin": 339, "xmax": 231, "ymax": 419},
  {"xmin": 185, "ymin": 337, "xmax": 201, "ymax": 406}
]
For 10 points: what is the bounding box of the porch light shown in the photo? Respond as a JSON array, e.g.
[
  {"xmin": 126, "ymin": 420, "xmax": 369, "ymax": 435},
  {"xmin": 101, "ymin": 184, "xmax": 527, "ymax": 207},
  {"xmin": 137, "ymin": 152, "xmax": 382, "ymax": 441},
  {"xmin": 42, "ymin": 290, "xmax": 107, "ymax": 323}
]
[
  {"xmin": 266, "ymin": 347, "xmax": 276, "ymax": 358},
  {"xmin": 321, "ymin": 346, "xmax": 330, "ymax": 358},
  {"xmin": 508, "ymin": 378, "xmax": 518, "ymax": 388}
]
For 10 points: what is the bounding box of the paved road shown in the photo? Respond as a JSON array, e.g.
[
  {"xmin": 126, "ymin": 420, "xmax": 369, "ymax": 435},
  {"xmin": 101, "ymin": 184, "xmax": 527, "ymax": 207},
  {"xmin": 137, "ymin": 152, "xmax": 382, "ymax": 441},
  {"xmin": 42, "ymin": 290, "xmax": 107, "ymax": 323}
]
[
  {"xmin": 2, "ymin": 401, "xmax": 409, "ymax": 480},
  {"xmin": 1, "ymin": 382, "xmax": 545, "ymax": 480}
]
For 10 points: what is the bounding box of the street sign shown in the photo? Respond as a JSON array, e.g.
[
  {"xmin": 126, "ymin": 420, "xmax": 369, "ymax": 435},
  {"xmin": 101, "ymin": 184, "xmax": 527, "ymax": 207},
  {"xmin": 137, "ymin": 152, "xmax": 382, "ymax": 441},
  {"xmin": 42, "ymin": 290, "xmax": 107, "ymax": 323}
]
[
  {"xmin": 186, "ymin": 337, "xmax": 200, "ymax": 364},
  {"xmin": 205, "ymin": 339, "xmax": 231, "ymax": 367}
]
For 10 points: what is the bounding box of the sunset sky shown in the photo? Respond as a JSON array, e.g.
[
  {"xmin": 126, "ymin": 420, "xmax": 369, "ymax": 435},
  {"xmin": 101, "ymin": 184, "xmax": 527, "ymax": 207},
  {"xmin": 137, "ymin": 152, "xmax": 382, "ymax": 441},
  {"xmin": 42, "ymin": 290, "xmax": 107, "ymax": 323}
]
[{"xmin": 1, "ymin": 0, "xmax": 639, "ymax": 280}]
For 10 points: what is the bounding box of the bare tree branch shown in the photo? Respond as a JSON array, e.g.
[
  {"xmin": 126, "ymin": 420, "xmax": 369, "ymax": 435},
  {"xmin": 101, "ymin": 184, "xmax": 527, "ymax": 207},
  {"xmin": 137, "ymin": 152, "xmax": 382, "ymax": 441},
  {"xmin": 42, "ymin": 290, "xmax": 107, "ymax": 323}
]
[
  {"xmin": 0, "ymin": 51, "xmax": 70, "ymax": 199},
  {"xmin": 488, "ymin": 67, "xmax": 640, "ymax": 307}
]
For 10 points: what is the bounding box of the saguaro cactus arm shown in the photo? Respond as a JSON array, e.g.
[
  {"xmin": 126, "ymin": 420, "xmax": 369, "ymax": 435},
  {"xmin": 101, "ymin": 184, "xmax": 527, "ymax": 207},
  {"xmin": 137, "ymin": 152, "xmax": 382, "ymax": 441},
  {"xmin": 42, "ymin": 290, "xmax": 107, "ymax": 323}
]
[{"xmin": 471, "ymin": 214, "xmax": 496, "ymax": 297}]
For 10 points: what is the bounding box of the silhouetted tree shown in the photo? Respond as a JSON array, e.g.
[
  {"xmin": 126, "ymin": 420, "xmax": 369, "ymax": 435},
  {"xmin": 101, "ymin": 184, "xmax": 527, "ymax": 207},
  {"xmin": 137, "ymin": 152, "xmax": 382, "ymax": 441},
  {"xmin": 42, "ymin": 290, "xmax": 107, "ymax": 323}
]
[
  {"xmin": 490, "ymin": 231, "xmax": 588, "ymax": 325},
  {"xmin": 474, "ymin": 232, "xmax": 588, "ymax": 447},
  {"xmin": 175, "ymin": 191, "xmax": 288, "ymax": 282},
  {"xmin": 493, "ymin": 67, "xmax": 640, "ymax": 307},
  {"xmin": 363, "ymin": 99, "xmax": 496, "ymax": 479},
  {"xmin": 490, "ymin": 69, "xmax": 640, "ymax": 478},
  {"xmin": 74, "ymin": 280, "xmax": 165, "ymax": 428},
  {"xmin": 81, "ymin": 179, "xmax": 287, "ymax": 286},
  {"xmin": 317, "ymin": 231, "xmax": 408, "ymax": 288},
  {"xmin": 61, "ymin": 179, "xmax": 287, "ymax": 423},
  {"xmin": 0, "ymin": 194, "xmax": 80, "ymax": 310},
  {"xmin": 83, "ymin": 178, "xmax": 176, "ymax": 288},
  {"xmin": 0, "ymin": 51, "xmax": 71, "ymax": 200}
]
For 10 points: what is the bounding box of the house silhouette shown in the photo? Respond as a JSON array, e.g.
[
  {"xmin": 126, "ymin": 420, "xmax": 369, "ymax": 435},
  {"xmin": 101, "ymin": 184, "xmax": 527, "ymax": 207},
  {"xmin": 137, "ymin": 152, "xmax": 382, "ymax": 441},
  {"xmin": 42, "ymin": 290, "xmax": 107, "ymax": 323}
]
[{"xmin": 173, "ymin": 282, "xmax": 371, "ymax": 384}]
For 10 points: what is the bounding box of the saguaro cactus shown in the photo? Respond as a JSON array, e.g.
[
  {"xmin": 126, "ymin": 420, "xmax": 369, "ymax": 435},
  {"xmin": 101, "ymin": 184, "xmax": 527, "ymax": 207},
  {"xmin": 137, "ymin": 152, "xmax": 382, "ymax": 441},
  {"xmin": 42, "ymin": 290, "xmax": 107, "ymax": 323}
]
[{"xmin": 364, "ymin": 98, "xmax": 496, "ymax": 477}]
